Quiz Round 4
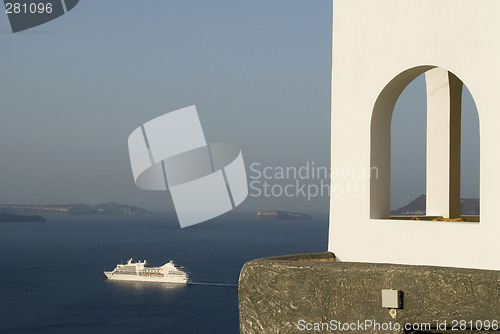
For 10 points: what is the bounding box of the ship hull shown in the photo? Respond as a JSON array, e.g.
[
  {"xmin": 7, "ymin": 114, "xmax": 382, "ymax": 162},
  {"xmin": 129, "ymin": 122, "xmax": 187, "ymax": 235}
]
[{"xmin": 104, "ymin": 273, "xmax": 188, "ymax": 284}]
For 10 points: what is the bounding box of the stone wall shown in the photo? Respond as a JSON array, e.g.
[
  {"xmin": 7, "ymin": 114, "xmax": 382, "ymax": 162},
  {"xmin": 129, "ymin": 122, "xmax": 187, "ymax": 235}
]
[{"xmin": 239, "ymin": 252, "xmax": 500, "ymax": 333}]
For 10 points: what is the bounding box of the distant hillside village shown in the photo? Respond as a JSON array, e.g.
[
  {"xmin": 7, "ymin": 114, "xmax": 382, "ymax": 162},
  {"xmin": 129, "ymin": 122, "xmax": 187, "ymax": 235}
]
[
  {"xmin": 392, "ymin": 195, "xmax": 479, "ymax": 216},
  {"xmin": 0, "ymin": 203, "xmax": 153, "ymax": 216}
]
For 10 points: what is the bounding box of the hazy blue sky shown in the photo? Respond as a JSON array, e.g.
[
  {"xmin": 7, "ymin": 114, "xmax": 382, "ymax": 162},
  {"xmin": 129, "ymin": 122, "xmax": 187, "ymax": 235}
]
[{"xmin": 0, "ymin": 1, "xmax": 479, "ymax": 214}]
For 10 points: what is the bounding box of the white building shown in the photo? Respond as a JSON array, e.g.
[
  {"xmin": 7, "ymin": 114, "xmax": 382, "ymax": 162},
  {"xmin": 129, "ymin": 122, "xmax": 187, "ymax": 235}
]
[{"xmin": 329, "ymin": 0, "xmax": 500, "ymax": 270}]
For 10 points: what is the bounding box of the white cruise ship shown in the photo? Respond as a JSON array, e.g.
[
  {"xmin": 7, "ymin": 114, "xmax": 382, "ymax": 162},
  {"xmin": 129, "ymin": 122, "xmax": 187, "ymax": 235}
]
[{"xmin": 104, "ymin": 258, "xmax": 190, "ymax": 284}]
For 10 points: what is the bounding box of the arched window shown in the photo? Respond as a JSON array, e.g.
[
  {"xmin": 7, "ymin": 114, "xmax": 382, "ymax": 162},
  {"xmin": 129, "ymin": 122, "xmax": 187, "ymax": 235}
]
[{"xmin": 370, "ymin": 66, "xmax": 480, "ymax": 221}]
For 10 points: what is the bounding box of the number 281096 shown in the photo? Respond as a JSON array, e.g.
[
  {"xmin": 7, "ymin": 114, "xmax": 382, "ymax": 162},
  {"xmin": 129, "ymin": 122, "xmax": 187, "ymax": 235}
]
[{"xmin": 5, "ymin": 2, "xmax": 53, "ymax": 14}]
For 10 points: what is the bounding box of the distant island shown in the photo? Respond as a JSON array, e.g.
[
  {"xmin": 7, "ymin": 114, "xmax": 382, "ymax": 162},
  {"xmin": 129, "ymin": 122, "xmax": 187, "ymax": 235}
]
[
  {"xmin": 0, "ymin": 213, "xmax": 46, "ymax": 223},
  {"xmin": 392, "ymin": 194, "xmax": 479, "ymax": 215},
  {"xmin": 0, "ymin": 202, "xmax": 153, "ymax": 216},
  {"xmin": 256, "ymin": 211, "xmax": 312, "ymax": 220}
]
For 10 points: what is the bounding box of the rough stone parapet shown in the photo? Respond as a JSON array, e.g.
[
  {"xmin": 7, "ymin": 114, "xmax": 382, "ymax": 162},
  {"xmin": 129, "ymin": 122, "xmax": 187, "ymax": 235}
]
[{"xmin": 239, "ymin": 252, "xmax": 500, "ymax": 334}]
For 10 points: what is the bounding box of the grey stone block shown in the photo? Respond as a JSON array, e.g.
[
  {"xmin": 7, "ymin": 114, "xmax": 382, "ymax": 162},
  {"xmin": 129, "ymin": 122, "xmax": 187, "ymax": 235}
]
[{"xmin": 238, "ymin": 252, "xmax": 500, "ymax": 334}]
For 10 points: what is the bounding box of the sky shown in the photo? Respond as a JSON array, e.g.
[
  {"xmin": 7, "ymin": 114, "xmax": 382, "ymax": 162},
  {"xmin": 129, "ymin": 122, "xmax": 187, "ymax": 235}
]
[{"xmin": 0, "ymin": 1, "xmax": 479, "ymax": 214}]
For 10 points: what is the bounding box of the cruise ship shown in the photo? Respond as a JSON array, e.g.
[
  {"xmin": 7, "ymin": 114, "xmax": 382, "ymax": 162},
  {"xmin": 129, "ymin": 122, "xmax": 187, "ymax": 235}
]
[{"xmin": 104, "ymin": 258, "xmax": 190, "ymax": 284}]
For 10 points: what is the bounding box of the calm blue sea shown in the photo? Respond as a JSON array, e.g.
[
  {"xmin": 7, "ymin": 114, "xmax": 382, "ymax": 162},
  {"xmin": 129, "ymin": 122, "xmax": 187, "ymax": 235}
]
[{"xmin": 0, "ymin": 213, "xmax": 328, "ymax": 334}]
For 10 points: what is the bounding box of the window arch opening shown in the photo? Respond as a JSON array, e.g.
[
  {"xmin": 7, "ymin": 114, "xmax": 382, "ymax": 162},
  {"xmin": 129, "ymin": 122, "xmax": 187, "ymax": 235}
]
[{"xmin": 371, "ymin": 66, "xmax": 480, "ymax": 222}]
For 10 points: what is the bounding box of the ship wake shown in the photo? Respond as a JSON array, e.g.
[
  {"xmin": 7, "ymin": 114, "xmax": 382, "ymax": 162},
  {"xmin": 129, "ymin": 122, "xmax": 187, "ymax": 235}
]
[{"xmin": 188, "ymin": 282, "xmax": 238, "ymax": 287}]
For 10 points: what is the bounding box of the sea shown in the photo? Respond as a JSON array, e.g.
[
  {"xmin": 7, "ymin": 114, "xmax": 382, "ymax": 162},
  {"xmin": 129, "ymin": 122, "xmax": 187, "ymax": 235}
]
[{"xmin": 0, "ymin": 212, "xmax": 328, "ymax": 334}]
